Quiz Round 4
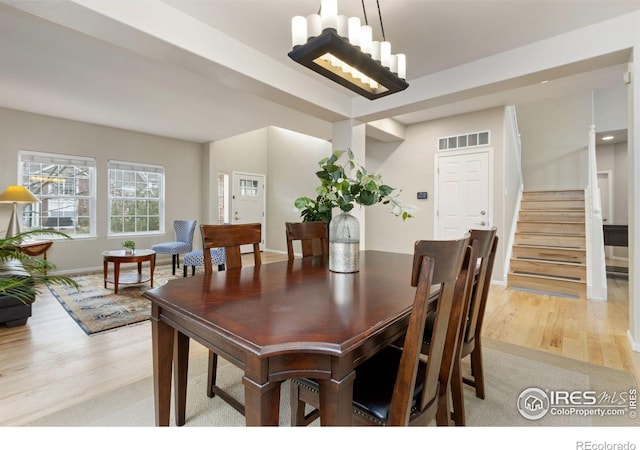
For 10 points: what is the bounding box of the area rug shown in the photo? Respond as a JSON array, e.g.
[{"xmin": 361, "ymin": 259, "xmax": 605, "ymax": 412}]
[
  {"xmin": 46, "ymin": 264, "xmax": 183, "ymax": 335},
  {"xmin": 26, "ymin": 338, "xmax": 638, "ymax": 427}
]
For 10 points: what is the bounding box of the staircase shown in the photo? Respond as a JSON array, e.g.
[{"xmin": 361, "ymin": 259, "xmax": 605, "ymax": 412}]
[{"xmin": 508, "ymin": 190, "xmax": 587, "ymax": 298}]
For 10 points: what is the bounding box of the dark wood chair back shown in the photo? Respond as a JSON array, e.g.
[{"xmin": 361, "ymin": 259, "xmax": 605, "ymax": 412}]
[
  {"xmin": 464, "ymin": 228, "xmax": 498, "ymax": 347},
  {"xmin": 285, "ymin": 221, "xmax": 328, "ymax": 260},
  {"xmin": 200, "ymin": 223, "xmax": 261, "ymax": 273},
  {"xmin": 398, "ymin": 234, "xmax": 475, "ymax": 425}
]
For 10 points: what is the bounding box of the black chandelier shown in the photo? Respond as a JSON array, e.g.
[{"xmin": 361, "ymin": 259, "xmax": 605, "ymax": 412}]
[{"xmin": 288, "ymin": 0, "xmax": 408, "ymax": 100}]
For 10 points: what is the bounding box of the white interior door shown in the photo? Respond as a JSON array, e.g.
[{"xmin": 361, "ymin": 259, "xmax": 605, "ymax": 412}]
[
  {"xmin": 232, "ymin": 172, "xmax": 265, "ymax": 252},
  {"xmin": 436, "ymin": 150, "xmax": 490, "ymax": 239}
]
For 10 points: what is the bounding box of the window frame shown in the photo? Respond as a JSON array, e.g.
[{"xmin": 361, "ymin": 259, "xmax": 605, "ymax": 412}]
[
  {"xmin": 107, "ymin": 160, "xmax": 165, "ymax": 237},
  {"xmin": 19, "ymin": 150, "xmax": 97, "ymax": 238}
]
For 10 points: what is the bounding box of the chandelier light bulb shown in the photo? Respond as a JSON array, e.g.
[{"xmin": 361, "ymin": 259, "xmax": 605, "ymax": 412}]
[
  {"xmin": 396, "ymin": 54, "xmax": 406, "ymax": 79},
  {"xmin": 307, "ymin": 14, "xmax": 321, "ymax": 39},
  {"xmin": 380, "ymin": 41, "xmax": 391, "ymax": 68},
  {"xmin": 360, "ymin": 25, "xmax": 372, "ymax": 54},
  {"xmin": 337, "ymin": 15, "xmax": 348, "ymax": 36},
  {"xmin": 348, "ymin": 17, "xmax": 361, "ymax": 46},
  {"xmin": 291, "ymin": 16, "xmax": 307, "ymax": 47},
  {"xmin": 371, "ymin": 41, "xmax": 381, "ymax": 62},
  {"xmin": 320, "ymin": 0, "xmax": 338, "ymax": 30}
]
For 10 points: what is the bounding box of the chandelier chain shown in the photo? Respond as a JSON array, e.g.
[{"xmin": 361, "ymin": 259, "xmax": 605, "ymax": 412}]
[
  {"xmin": 361, "ymin": 0, "xmax": 369, "ymax": 25},
  {"xmin": 376, "ymin": 0, "xmax": 386, "ymax": 41}
]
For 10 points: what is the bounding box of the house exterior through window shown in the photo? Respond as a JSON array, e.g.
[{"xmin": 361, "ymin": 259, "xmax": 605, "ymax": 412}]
[
  {"xmin": 19, "ymin": 151, "xmax": 96, "ymax": 237},
  {"xmin": 108, "ymin": 160, "xmax": 164, "ymax": 235}
]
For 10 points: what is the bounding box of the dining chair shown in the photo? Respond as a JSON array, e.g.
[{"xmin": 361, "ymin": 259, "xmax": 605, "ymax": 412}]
[
  {"xmin": 151, "ymin": 220, "xmax": 196, "ymax": 275},
  {"xmin": 200, "ymin": 222, "xmax": 262, "ymax": 416},
  {"xmin": 457, "ymin": 229, "xmax": 498, "ymax": 408},
  {"xmin": 182, "ymin": 247, "xmax": 226, "ymax": 277},
  {"xmin": 285, "ymin": 221, "xmax": 328, "ymax": 260},
  {"xmin": 421, "ymin": 227, "xmax": 498, "ymax": 426},
  {"xmin": 290, "ymin": 234, "xmax": 474, "ymax": 426}
]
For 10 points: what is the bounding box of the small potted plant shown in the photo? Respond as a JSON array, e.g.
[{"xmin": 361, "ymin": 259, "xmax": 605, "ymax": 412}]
[{"xmin": 121, "ymin": 240, "xmax": 136, "ymax": 255}]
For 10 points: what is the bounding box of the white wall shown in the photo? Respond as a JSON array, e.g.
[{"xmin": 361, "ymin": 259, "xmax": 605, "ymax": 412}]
[
  {"xmin": 266, "ymin": 127, "xmax": 331, "ymax": 253},
  {"xmin": 365, "ymin": 107, "xmax": 507, "ymax": 282},
  {"xmin": 0, "ymin": 107, "xmax": 203, "ymax": 272},
  {"xmin": 207, "ymin": 126, "xmax": 330, "ymax": 254},
  {"xmin": 595, "ymin": 83, "xmax": 628, "ymax": 132},
  {"xmin": 518, "ymin": 92, "xmax": 592, "ymax": 191}
]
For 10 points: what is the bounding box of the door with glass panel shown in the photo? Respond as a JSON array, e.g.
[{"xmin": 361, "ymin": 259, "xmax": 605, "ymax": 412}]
[{"xmin": 232, "ymin": 172, "xmax": 265, "ymax": 252}]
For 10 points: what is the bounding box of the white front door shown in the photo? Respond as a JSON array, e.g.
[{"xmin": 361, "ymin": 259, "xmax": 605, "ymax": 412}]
[
  {"xmin": 232, "ymin": 172, "xmax": 265, "ymax": 252},
  {"xmin": 436, "ymin": 150, "xmax": 491, "ymax": 239}
]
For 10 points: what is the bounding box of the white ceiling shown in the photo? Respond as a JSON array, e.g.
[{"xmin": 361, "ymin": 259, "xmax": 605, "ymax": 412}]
[{"xmin": 1, "ymin": 0, "xmax": 639, "ymax": 143}]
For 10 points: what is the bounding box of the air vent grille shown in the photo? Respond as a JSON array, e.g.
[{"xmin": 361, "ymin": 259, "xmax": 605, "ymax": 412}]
[{"xmin": 438, "ymin": 131, "xmax": 490, "ymax": 151}]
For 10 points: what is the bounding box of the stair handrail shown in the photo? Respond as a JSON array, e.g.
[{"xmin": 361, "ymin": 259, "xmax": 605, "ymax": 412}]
[
  {"xmin": 503, "ymin": 105, "xmax": 524, "ymax": 279},
  {"xmin": 586, "ymin": 124, "xmax": 608, "ymax": 301}
]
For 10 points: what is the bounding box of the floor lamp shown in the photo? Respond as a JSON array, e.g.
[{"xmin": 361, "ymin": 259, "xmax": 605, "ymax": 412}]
[{"xmin": 0, "ymin": 185, "xmax": 39, "ymax": 239}]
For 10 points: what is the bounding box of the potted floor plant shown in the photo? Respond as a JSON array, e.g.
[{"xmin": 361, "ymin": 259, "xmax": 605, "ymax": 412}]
[
  {"xmin": 295, "ymin": 149, "xmax": 413, "ymax": 272},
  {"xmin": 0, "ymin": 230, "xmax": 78, "ymax": 305}
]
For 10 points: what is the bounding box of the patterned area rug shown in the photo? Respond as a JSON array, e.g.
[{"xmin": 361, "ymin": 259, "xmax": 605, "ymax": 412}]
[{"xmin": 47, "ymin": 264, "xmax": 184, "ymax": 335}]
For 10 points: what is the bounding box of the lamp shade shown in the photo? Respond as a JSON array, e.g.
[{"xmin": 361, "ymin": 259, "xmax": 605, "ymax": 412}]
[{"xmin": 0, "ymin": 185, "xmax": 40, "ymax": 203}]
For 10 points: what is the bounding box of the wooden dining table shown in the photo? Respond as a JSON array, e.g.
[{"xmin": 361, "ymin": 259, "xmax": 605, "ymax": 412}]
[{"xmin": 143, "ymin": 250, "xmax": 424, "ymax": 426}]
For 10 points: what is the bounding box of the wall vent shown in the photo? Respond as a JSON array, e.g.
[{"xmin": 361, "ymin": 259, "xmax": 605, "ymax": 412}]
[{"xmin": 438, "ymin": 130, "xmax": 490, "ymax": 151}]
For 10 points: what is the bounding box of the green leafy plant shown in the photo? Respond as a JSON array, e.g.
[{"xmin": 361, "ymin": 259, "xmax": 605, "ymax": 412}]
[
  {"xmin": 294, "ymin": 149, "xmax": 413, "ymax": 221},
  {"xmin": 121, "ymin": 240, "xmax": 136, "ymax": 251},
  {"xmin": 0, "ymin": 230, "xmax": 78, "ymax": 304}
]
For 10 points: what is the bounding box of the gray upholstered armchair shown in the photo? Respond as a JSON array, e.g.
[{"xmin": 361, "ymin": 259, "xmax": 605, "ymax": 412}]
[{"xmin": 151, "ymin": 220, "xmax": 196, "ymax": 275}]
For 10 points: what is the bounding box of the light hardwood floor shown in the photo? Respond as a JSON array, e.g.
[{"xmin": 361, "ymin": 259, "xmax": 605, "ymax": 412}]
[{"xmin": 0, "ymin": 252, "xmax": 638, "ymax": 426}]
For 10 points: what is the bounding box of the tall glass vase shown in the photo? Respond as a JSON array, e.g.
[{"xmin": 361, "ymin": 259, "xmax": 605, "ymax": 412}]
[{"xmin": 329, "ymin": 211, "xmax": 360, "ymax": 273}]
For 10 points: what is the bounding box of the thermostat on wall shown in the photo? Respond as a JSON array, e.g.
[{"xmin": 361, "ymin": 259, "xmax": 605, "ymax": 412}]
[{"xmin": 417, "ymin": 192, "xmax": 428, "ymax": 200}]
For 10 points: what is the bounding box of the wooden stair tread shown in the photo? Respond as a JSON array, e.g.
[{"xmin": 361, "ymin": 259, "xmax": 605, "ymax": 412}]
[
  {"xmin": 508, "ymin": 271, "xmax": 586, "ymax": 284},
  {"xmin": 511, "ymin": 257, "xmax": 585, "ymax": 267},
  {"xmin": 515, "ymin": 232, "xmax": 585, "ymax": 237},
  {"xmin": 518, "ymin": 220, "xmax": 584, "ymax": 223},
  {"xmin": 513, "ymin": 244, "xmax": 585, "ymax": 251}
]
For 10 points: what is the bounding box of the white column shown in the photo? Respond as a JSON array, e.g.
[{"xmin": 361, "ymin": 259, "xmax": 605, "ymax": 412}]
[
  {"xmin": 332, "ymin": 119, "xmax": 367, "ymax": 249},
  {"xmin": 628, "ymin": 52, "xmax": 640, "ymax": 351}
]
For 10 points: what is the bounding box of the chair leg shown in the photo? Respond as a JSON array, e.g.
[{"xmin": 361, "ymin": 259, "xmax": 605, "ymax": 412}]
[
  {"xmin": 183, "ymin": 265, "xmax": 187, "ymax": 277},
  {"xmin": 450, "ymin": 358, "xmax": 466, "ymax": 426},
  {"xmin": 435, "ymin": 383, "xmax": 452, "ymax": 426},
  {"xmin": 207, "ymin": 351, "xmax": 218, "ymax": 398},
  {"xmin": 171, "ymin": 255, "xmax": 177, "ymax": 275},
  {"xmin": 191, "ymin": 266, "xmax": 196, "ymax": 276},
  {"xmin": 290, "ymin": 382, "xmax": 307, "ymax": 426},
  {"xmin": 470, "ymin": 344, "xmax": 485, "ymax": 399},
  {"xmin": 218, "ymin": 264, "xmax": 225, "ymax": 271}
]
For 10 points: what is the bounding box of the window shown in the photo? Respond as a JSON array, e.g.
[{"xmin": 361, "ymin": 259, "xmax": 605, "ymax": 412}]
[
  {"xmin": 19, "ymin": 151, "xmax": 96, "ymax": 236},
  {"xmin": 108, "ymin": 161, "xmax": 164, "ymax": 235},
  {"xmin": 438, "ymin": 130, "xmax": 491, "ymax": 151},
  {"xmin": 218, "ymin": 173, "xmax": 229, "ymax": 224},
  {"xmin": 239, "ymin": 178, "xmax": 259, "ymax": 196}
]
